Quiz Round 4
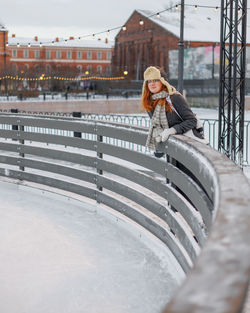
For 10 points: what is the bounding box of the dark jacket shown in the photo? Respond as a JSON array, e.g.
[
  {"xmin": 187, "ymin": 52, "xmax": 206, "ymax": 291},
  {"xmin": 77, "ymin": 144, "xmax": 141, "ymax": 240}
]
[{"xmin": 148, "ymin": 93, "xmax": 203, "ymax": 138}]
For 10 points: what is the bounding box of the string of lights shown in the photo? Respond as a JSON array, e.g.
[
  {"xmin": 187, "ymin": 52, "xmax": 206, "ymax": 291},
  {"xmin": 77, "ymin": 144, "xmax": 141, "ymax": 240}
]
[
  {"xmin": 6, "ymin": 3, "xmax": 181, "ymax": 47},
  {"xmin": 185, "ymin": 3, "xmax": 250, "ymax": 11},
  {"xmin": 5, "ymin": 2, "xmax": 249, "ymax": 48},
  {"xmin": 0, "ymin": 75, "xmax": 125, "ymax": 81},
  {"xmin": 184, "ymin": 4, "xmax": 220, "ymax": 11}
]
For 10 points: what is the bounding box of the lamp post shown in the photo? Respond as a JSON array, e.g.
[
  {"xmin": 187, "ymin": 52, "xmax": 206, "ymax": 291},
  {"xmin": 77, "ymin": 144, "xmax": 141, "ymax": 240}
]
[
  {"xmin": 2, "ymin": 29, "xmax": 8, "ymax": 95},
  {"xmin": 178, "ymin": 0, "xmax": 184, "ymax": 94}
]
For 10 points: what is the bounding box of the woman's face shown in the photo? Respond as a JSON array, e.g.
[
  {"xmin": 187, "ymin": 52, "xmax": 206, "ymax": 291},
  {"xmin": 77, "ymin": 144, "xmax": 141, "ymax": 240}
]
[{"xmin": 147, "ymin": 79, "xmax": 163, "ymax": 94}]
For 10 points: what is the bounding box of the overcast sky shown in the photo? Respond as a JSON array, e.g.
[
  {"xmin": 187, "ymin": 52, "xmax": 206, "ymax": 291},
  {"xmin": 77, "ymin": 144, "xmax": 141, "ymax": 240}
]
[{"xmin": 1, "ymin": 0, "xmax": 220, "ymax": 41}]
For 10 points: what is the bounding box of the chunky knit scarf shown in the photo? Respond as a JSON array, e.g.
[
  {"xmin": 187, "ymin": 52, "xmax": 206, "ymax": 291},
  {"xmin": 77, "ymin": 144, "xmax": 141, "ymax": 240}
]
[
  {"xmin": 151, "ymin": 90, "xmax": 169, "ymax": 100},
  {"xmin": 146, "ymin": 92, "xmax": 169, "ymax": 151}
]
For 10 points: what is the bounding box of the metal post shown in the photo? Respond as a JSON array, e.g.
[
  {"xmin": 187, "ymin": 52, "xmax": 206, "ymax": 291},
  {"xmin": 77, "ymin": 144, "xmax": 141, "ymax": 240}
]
[
  {"xmin": 97, "ymin": 134, "xmax": 103, "ymax": 193},
  {"xmin": 11, "ymin": 108, "xmax": 18, "ymax": 131},
  {"xmin": 19, "ymin": 124, "xmax": 25, "ymax": 172},
  {"xmin": 219, "ymin": 0, "xmax": 247, "ymax": 167},
  {"xmin": 3, "ymin": 30, "xmax": 8, "ymax": 96},
  {"xmin": 212, "ymin": 45, "xmax": 215, "ymax": 79},
  {"xmin": 178, "ymin": 0, "xmax": 185, "ymax": 94},
  {"xmin": 95, "ymin": 122, "xmax": 103, "ymax": 197},
  {"xmin": 72, "ymin": 111, "xmax": 82, "ymax": 138}
]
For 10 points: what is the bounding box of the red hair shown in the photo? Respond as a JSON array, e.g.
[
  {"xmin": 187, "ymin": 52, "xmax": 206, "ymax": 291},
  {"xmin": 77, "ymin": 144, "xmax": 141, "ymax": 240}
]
[{"xmin": 141, "ymin": 83, "xmax": 172, "ymax": 113}]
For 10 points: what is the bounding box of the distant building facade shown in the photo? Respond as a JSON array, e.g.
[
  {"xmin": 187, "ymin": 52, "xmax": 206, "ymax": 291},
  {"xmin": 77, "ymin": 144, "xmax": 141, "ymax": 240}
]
[
  {"xmin": 112, "ymin": 10, "xmax": 179, "ymax": 80},
  {"xmin": 112, "ymin": 9, "xmax": 229, "ymax": 80},
  {"xmin": 0, "ymin": 27, "xmax": 113, "ymax": 78}
]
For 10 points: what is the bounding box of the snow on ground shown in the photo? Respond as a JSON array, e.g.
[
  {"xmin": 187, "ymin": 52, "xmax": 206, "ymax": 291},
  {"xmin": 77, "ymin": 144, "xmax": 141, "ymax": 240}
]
[
  {"xmin": 0, "ymin": 180, "xmax": 185, "ymax": 313},
  {"xmin": 243, "ymin": 167, "xmax": 250, "ymax": 181}
]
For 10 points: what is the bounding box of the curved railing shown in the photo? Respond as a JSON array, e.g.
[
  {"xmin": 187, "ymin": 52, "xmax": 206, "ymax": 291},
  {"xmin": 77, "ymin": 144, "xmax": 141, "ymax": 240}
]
[
  {"xmin": 0, "ymin": 113, "xmax": 249, "ymax": 312},
  {"xmin": 0, "ymin": 109, "xmax": 249, "ymax": 165}
]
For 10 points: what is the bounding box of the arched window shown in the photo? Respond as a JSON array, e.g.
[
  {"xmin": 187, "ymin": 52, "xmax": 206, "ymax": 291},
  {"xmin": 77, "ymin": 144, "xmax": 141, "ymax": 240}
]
[
  {"xmin": 46, "ymin": 64, "xmax": 51, "ymax": 73},
  {"xmin": 77, "ymin": 65, "xmax": 82, "ymax": 73},
  {"xmin": 12, "ymin": 64, "xmax": 18, "ymax": 73},
  {"xmin": 97, "ymin": 65, "xmax": 102, "ymax": 74},
  {"xmin": 55, "ymin": 64, "xmax": 62, "ymax": 76},
  {"xmin": 33, "ymin": 64, "xmax": 41, "ymax": 76},
  {"xmin": 87, "ymin": 65, "xmax": 92, "ymax": 74},
  {"xmin": 106, "ymin": 65, "xmax": 111, "ymax": 75}
]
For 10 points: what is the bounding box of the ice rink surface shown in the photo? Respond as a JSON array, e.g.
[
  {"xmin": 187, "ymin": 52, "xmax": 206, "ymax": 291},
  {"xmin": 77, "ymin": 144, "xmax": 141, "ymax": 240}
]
[{"xmin": 0, "ymin": 180, "xmax": 184, "ymax": 313}]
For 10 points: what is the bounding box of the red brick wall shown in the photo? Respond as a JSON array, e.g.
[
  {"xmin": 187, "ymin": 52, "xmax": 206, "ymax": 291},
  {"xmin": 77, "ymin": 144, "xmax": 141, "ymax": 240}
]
[
  {"xmin": 2, "ymin": 32, "xmax": 113, "ymax": 77},
  {"xmin": 0, "ymin": 31, "xmax": 9, "ymax": 72},
  {"xmin": 112, "ymin": 11, "xmax": 249, "ymax": 80},
  {"xmin": 112, "ymin": 11, "xmax": 179, "ymax": 80}
]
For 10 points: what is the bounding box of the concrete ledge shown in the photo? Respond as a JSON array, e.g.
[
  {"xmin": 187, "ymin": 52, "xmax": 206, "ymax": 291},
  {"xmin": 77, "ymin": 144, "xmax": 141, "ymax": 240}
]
[
  {"xmin": 0, "ymin": 98, "xmax": 144, "ymax": 114},
  {"xmin": 163, "ymin": 136, "xmax": 250, "ymax": 313}
]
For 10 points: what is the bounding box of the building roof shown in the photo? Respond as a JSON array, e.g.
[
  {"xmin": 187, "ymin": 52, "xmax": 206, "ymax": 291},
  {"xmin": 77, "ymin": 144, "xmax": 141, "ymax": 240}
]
[
  {"xmin": 7, "ymin": 36, "xmax": 114, "ymax": 49},
  {"xmin": 0, "ymin": 24, "xmax": 7, "ymax": 32},
  {"xmin": 137, "ymin": 8, "xmax": 250, "ymax": 43}
]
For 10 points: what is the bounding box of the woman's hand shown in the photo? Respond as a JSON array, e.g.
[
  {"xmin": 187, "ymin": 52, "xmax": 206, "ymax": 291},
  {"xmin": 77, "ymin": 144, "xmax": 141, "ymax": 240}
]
[{"xmin": 159, "ymin": 128, "xmax": 177, "ymax": 142}]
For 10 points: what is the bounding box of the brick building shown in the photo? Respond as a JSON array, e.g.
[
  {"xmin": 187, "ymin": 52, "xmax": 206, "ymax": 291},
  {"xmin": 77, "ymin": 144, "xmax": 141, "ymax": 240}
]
[
  {"xmin": 0, "ymin": 27, "xmax": 8, "ymax": 72},
  {"xmin": 112, "ymin": 8, "xmax": 228, "ymax": 80},
  {"xmin": 0, "ymin": 25, "xmax": 114, "ymax": 78}
]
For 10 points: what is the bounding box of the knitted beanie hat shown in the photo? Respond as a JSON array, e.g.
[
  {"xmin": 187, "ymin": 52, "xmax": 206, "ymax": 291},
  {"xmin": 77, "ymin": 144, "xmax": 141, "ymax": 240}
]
[{"xmin": 142, "ymin": 66, "xmax": 177, "ymax": 96}]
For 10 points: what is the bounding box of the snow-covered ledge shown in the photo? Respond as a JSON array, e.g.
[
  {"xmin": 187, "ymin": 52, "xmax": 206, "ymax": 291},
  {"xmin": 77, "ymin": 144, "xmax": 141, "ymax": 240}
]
[{"xmin": 162, "ymin": 135, "xmax": 250, "ymax": 313}]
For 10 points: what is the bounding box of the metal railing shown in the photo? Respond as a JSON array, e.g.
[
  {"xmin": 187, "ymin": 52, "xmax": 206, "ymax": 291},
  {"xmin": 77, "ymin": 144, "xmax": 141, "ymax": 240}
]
[
  {"xmin": 0, "ymin": 109, "xmax": 249, "ymax": 166},
  {"xmin": 0, "ymin": 90, "xmax": 142, "ymax": 102},
  {"xmin": 0, "ymin": 113, "xmax": 249, "ymax": 312}
]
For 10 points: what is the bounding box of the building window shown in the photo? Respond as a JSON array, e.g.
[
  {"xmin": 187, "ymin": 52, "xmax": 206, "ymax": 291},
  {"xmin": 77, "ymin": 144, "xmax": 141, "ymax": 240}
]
[
  {"xmin": 97, "ymin": 52, "xmax": 102, "ymax": 60},
  {"xmin": 97, "ymin": 65, "xmax": 102, "ymax": 74},
  {"xmin": 87, "ymin": 65, "xmax": 92, "ymax": 73},
  {"xmin": 56, "ymin": 50, "xmax": 61, "ymax": 58},
  {"xmin": 46, "ymin": 50, "xmax": 51, "ymax": 59},
  {"xmin": 67, "ymin": 51, "xmax": 72, "ymax": 59},
  {"xmin": 106, "ymin": 65, "xmax": 111, "ymax": 75},
  {"xmin": 87, "ymin": 51, "xmax": 92, "ymax": 59},
  {"xmin": 77, "ymin": 65, "xmax": 82, "ymax": 73},
  {"xmin": 12, "ymin": 64, "xmax": 18, "ymax": 72},
  {"xmin": 12, "ymin": 50, "xmax": 17, "ymax": 58},
  {"xmin": 46, "ymin": 65, "xmax": 51, "ymax": 72},
  {"xmin": 77, "ymin": 51, "xmax": 82, "ymax": 59},
  {"xmin": 24, "ymin": 64, "xmax": 29, "ymax": 70},
  {"xmin": 35, "ymin": 50, "xmax": 40, "ymax": 58},
  {"xmin": 106, "ymin": 51, "xmax": 111, "ymax": 60},
  {"xmin": 23, "ymin": 50, "xmax": 29, "ymax": 58}
]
